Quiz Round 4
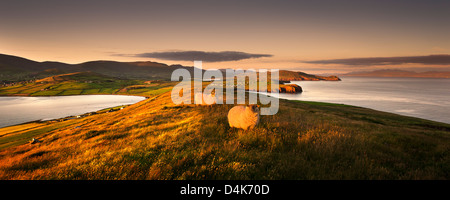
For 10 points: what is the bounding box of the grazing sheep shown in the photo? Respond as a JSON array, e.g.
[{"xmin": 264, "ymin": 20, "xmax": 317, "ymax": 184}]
[
  {"xmin": 30, "ymin": 138, "xmax": 41, "ymax": 144},
  {"xmin": 228, "ymin": 105, "xmax": 260, "ymax": 130},
  {"xmin": 194, "ymin": 93, "xmax": 202, "ymax": 105},
  {"xmin": 194, "ymin": 92, "xmax": 216, "ymax": 106},
  {"xmin": 205, "ymin": 93, "xmax": 216, "ymax": 105}
]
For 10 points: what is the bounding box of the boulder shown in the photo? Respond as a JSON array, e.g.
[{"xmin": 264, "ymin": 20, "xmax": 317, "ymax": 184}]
[{"xmin": 279, "ymin": 84, "xmax": 303, "ymax": 93}]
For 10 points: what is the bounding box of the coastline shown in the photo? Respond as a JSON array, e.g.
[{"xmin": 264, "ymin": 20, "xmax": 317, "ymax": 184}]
[
  {"xmin": 0, "ymin": 95, "xmax": 147, "ymax": 129},
  {"xmin": 1, "ymin": 78, "xmax": 448, "ymax": 153},
  {"xmin": 287, "ymin": 77, "xmax": 450, "ymax": 125},
  {"xmin": 4, "ymin": 82, "xmax": 448, "ymax": 130},
  {"xmin": 1, "ymin": 90, "xmax": 449, "ymax": 179}
]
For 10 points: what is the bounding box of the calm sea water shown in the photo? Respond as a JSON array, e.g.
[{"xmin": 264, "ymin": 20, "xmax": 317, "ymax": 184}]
[
  {"xmin": 273, "ymin": 77, "xmax": 450, "ymax": 124},
  {"xmin": 0, "ymin": 95, "xmax": 146, "ymax": 128}
]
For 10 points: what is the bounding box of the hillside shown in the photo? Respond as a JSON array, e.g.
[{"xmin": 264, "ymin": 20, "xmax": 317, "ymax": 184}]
[
  {"xmin": 73, "ymin": 60, "xmax": 181, "ymax": 80},
  {"xmin": 0, "ymin": 53, "xmax": 195, "ymax": 81},
  {"xmin": 0, "ymin": 71, "xmax": 175, "ymax": 96},
  {"xmin": 0, "ymin": 72, "xmax": 303, "ymax": 96},
  {"xmin": 35, "ymin": 72, "xmax": 110, "ymax": 83},
  {"xmin": 0, "ymin": 54, "xmax": 341, "ymax": 83},
  {"xmin": 279, "ymin": 70, "xmax": 341, "ymax": 81},
  {"xmin": 343, "ymin": 69, "xmax": 450, "ymax": 78},
  {"xmin": 0, "ymin": 85, "xmax": 448, "ymax": 179}
]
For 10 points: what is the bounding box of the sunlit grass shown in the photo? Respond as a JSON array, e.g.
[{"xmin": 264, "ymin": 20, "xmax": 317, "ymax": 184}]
[
  {"xmin": 57, "ymin": 90, "xmax": 83, "ymax": 96},
  {"xmin": 30, "ymin": 90, "xmax": 61, "ymax": 96},
  {"xmin": 0, "ymin": 85, "xmax": 448, "ymax": 180},
  {"xmin": 0, "ymin": 123, "xmax": 46, "ymax": 137}
]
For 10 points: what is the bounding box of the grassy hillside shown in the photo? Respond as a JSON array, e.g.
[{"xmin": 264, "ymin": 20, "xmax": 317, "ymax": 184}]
[
  {"xmin": 279, "ymin": 70, "xmax": 341, "ymax": 81},
  {"xmin": 0, "ymin": 84, "xmax": 448, "ymax": 180},
  {"xmin": 0, "ymin": 72, "xmax": 176, "ymax": 97}
]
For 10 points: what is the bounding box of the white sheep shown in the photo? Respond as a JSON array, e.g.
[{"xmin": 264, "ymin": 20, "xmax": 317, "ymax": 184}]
[
  {"xmin": 228, "ymin": 105, "xmax": 260, "ymax": 130},
  {"xmin": 194, "ymin": 92, "xmax": 216, "ymax": 106}
]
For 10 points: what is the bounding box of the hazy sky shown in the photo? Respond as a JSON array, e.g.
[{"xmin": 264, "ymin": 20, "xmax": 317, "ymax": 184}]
[{"xmin": 1, "ymin": 0, "xmax": 449, "ymax": 73}]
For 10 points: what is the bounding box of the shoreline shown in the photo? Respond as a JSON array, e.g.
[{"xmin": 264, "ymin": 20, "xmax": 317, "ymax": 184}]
[
  {"xmin": 3, "ymin": 89, "xmax": 449, "ymax": 129},
  {"xmin": 1, "ymin": 89, "xmax": 449, "ymax": 179},
  {"xmin": 2, "ymin": 86, "xmax": 449, "ymax": 129},
  {"xmin": 0, "ymin": 95, "xmax": 147, "ymax": 129},
  {"xmin": 251, "ymin": 90, "xmax": 450, "ymax": 125}
]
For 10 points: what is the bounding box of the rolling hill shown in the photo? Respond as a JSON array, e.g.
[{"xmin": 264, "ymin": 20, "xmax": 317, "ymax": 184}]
[
  {"xmin": 0, "ymin": 53, "xmax": 341, "ymax": 82},
  {"xmin": 0, "ymin": 55, "xmax": 447, "ymax": 180},
  {"xmin": 279, "ymin": 70, "xmax": 341, "ymax": 81},
  {"xmin": 0, "ymin": 86, "xmax": 448, "ymax": 179},
  {"xmin": 0, "ymin": 71, "xmax": 175, "ymax": 97},
  {"xmin": 343, "ymin": 69, "xmax": 450, "ymax": 78},
  {"xmin": 0, "ymin": 53, "xmax": 195, "ymax": 81}
]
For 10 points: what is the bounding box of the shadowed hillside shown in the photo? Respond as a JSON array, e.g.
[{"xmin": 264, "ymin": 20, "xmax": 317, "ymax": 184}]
[
  {"xmin": 0, "ymin": 54, "xmax": 341, "ymax": 82},
  {"xmin": 0, "ymin": 54, "xmax": 196, "ymax": 81}
]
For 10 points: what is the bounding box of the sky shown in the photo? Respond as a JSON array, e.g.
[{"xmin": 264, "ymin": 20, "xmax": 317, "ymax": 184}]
[{"xmin": 1, "ymin": 0, "xmax": 450, "ymax": 74}]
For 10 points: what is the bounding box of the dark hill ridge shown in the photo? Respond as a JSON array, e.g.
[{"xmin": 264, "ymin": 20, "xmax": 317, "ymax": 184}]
[
  {"xmin": 0, "ymin": 53, "xmax": 195, "ymax": 81},
  {"xmin": 0, "ymin": 53, "xmax": 341, "ymax": 82},
  {"xmin": 73, "ymin": 60, "xmax": 177, "ymax": 79}
]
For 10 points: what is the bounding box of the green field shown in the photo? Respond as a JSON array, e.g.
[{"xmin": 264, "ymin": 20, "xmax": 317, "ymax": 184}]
[
  {"xmin": 80, "ymin": 89, "xmax": 101, "ymax": 94},
  {"xmin": 0, "ymin": 72, "xmax": 176, "ymax": 97},
  {"xmin": 0, "ymin": 120, "xmax": 79, "ymax": 150},
  {"xmin": 31, "ymin": 90, "xmax": 62, "ymax": 96}
]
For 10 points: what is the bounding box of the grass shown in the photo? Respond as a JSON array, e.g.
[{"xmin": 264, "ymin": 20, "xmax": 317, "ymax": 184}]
[
  {"xmin": 297, "ymin": 100, "xmax": 352, "ymax": 107},
  {"xmin": 0, "ymin": 120, "xmax": 79, "ymax": 150},
  {"xmin": 98, "ymin": 88, "xmax": 119, "ymax": 94},
  {"xmin": 0, "ymin": 72, "xmax": 176, "ymax": 97},
  {"xmin": 81, "ymin": 89, "xmax": 101, "ymax": 95},
  {"xmin": 0, "ymin": 84, "xmax": 448, "ymax": 180},
  {"xmin": 57, "ymin": 90, "xmax": 83, "ymax": 96},
  {"xmin": 0, "ymin": 123, "xmax": 46, "ymax": 137},
  {"xmin": 30, "ymin": 90, "xmax": 62, "ymax": 96}
]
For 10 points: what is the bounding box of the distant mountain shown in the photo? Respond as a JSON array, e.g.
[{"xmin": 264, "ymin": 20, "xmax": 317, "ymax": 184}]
[
  {"xmin": 0, "ymin": 53, "xmax": 195, "ymax": 81},
  {"xmin": 0, "ymin": 53, "xmax": 341, "ymax": 82},
  {"xmin": 343, "ymin": 69, "xmax": 450, "ymax": 78}
]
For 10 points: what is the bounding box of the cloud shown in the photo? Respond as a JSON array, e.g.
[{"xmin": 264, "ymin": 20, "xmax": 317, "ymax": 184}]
[
  {"xmin": 302, "ymin": 55, "xmax": 450, "ymax": 66},
  {"xmin": 116, "ymin": 51, "xmax": 272, "ymax": 62}
]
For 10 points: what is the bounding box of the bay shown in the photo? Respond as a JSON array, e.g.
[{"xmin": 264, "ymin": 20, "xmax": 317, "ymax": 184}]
[
  {"xmin": 271, "ymin": 77, "xmax": 450, "ymax": 124},
  {"xmin": 0, "ymin": 95, "xmax": 146, "ymax": 128}
]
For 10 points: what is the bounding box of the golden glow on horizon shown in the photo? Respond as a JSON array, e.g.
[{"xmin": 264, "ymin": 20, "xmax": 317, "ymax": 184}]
[{"xmin": 1, "ymin": 1, "xmax": 449, "ymax": 74}]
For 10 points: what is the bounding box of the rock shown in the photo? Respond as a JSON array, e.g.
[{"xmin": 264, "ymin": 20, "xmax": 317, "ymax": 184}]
[
  {"xmin": 279, "ymin": 84, "xmax": 303, "ymax": 93},
  {"xmin": 278, "ymin": 80, "xmax": 291, "ymax": 84},
  {"xmin": 30, "ymin": 138, "xmax": 40, "ymax": 144}
]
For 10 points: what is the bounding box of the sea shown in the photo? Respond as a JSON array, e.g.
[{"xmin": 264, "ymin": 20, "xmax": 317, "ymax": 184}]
[
  {"xmin": 0, "ymin": 77, "xmax": 449, "ymax": 128},
  {"xmin": 272, "ymin": 77, "xmax": 450, "ymax": 124},
  {"xmin": 0, "ymin": 95, "xmax": 146, "ymax": 128}
]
